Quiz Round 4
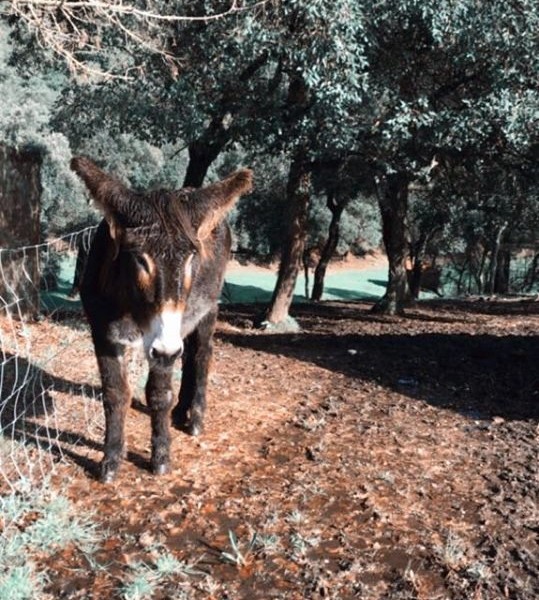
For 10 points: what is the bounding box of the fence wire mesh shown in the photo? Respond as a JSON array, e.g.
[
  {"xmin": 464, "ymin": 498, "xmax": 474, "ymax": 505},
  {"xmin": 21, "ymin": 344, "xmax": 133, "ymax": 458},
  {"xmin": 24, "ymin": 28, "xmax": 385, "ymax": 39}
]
[{"xmin": 0, "ymin": 227, "xmax": 105, "ymax": 492}]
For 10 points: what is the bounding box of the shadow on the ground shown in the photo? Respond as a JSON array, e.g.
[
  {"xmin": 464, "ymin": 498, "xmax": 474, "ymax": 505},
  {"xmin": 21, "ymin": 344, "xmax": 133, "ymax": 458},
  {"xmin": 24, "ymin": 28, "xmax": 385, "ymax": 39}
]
[
  {"xmin": 222, "ymin": 282, "xmax": 380, "ymax": 305},
  {"xmin": 3, "ymin": 298, "xmax": 538, "ymax": 481},
  {"xmin": 427, "ymin": 297, "xmax": 539, "ymax": 317},
  {"xmin": 0, "ymin": 353, "xmax": 153, "ymax": 479},
  {"xmin": 322, "ymin": 287, "xmax": 379, "ymax": 301},
  {"xmin": 218, "ymin": 302, "xmax": 539, "ymax": 422},
  {"xmin": 221, "ymin": 282, "xmax": 308, "ymax": 305},
  {"xmin": 368, "ymin": 279, "xmax": 389, "ymax": 289}
]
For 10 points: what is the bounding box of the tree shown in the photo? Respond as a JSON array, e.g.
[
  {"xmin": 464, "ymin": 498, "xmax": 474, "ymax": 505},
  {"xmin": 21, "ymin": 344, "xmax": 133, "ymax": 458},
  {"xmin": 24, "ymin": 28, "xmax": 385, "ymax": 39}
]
[
  {"xmin": 265, "ymin": 147, "xmax": 311, "ymax": 325},
  {"xmin": 308, "ymin": 157, "xmax": 378, "ymax": 302},
  {"xmin": 259, "ymin": 0, "xmax": 369, "ymax": 325},
  {"xmin": 5, "ymin": 0, "xmax": 537, "ymax": 317},
  {"xmin": 0, "ymin": 144, "xmax": 42, "ymax": 316},
  {"xmin": 49, "ymin": 1, "xmax": 278, "ymax": 187},
  {"xmin": 439, "ymin": 161, "xmax": 539, "ymax": 295},
  {"xmin": 352, "ymin": 0, "xmax": 539, "ymax": 313},
  {"xmin": 228, "ymin": 153, "xmax": 289, "ymax": 261},
  {"xmin": 0, "ymin": 23, "xmax": 97, "ymax": 235},
  {"xmin": 311, "ymin": 183, "xmax": 348, "ymax": 302},
  {"xmin": 10, "ymin": 0, "xmax": 370, "ymax": 326}
]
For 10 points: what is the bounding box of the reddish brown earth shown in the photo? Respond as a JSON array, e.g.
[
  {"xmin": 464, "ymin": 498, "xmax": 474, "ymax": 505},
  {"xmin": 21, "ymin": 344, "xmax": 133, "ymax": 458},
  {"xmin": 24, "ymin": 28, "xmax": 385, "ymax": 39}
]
[{"xmin": 2, "ymin": 298, "xmax": 539, "ymax": 599}]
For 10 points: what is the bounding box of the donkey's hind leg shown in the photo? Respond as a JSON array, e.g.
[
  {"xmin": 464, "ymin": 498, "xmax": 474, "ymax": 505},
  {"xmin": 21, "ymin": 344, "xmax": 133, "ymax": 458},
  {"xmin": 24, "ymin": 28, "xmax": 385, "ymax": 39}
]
[
  {"xmin": 172, "ymin": 309, "xmax": 217, "ymax": 436},
  {"xmin": 95, "ymin": 340, "xmax": 130, "ymax": 483}
]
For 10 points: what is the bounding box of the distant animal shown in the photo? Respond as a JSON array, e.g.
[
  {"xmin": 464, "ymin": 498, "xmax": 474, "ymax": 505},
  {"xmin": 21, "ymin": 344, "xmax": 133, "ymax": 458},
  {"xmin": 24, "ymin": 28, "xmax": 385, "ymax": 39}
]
[
  {"xmin": 71, "ymin": 157, "xmax": 253, "ymax": 482},
  {"xmin": 407, "ymin": 263, "xmax": 444, "ymax": 298}
]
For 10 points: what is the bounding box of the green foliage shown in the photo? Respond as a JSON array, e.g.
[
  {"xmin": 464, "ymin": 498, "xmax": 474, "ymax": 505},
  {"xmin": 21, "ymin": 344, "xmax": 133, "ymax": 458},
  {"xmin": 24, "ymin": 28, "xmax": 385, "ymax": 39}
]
[
  {"xmin": 24, "ymin": 494, "xmax": 100, "ymax": 555},
  {"xmin": 230, "ymin": 153, "xmax": 289, "ymax": 259},
  {"xmin": 120, "ymin": 546, "xmax": 204, "ymax": 599},
  {"xmin": 2, "ymin": 0, "xmax": 538, "ymax": 293},
  {"xmin": 0, "ymin": 25, "xmax": 59, "ymax": 151},
  {"xmin": 0, "ymin": 564, "xmax": 44, "ymax": 600},
  {"xmin": 0, "ymin": 24, "xmax": 91, "ymax": 235},
  {"xmin": 121, "ymin": 569, "xmax": 157, "ymax": 600},
  {"xmin": 76, "ymin": 134, "xmax": 188, "ymax": 190},
  {"xmin": 255, "ymin": 0, "xmax": 370, "ymax": 153},
  {"xmin": 307, "ymin": 195, "xmax": 380, "ymax": 256},
  {"xmin": 358, "ymin": 0, "xmax": 538, "ymax": 176},
  {"xmin": 51, "ymin": 0, "xmax": 371, "ymax": 159}
]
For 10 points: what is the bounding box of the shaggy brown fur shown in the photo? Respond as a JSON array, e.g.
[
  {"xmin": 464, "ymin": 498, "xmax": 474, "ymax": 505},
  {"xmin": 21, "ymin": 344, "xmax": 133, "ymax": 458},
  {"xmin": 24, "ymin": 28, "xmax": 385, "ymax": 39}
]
[{"xmin": 71, "ymin": 156, "xmax": 252, "ymax": 482}]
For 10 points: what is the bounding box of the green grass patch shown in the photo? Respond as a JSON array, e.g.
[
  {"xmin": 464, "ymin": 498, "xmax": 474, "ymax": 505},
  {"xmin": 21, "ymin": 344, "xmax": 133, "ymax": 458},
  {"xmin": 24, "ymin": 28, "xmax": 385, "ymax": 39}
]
[
  {"xmin": 0, "ymin": 485, "xmax": 101, "ymax": 599},
  {"xmin": 221, "ymin": 266, "xmax": 387, "ymax": 304},
  {"xmin": 120, "ymin": 547, "xmax": 205, "ymax": 600},
  {"xmin": 41, "ymin": 255, "xmax": 81, "ymax": 312}
]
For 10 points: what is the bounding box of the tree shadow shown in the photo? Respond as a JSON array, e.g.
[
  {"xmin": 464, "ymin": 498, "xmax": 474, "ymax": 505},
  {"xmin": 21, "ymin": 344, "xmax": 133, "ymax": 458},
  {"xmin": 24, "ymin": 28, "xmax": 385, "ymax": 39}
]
[
  {"xmin": 221, "ymin": 282, "xmax": 308, "ymax": 305},
  {"xmin": 322, "ymin": 287, "xmax": 379, "ymax": 301},
  {"xmin": 218, "ymin": 308, "xmax": 539, "ymax": 422},
  {"xmin": 427, "ymin": 297, "xmax": 539, "ymax": 317},
  {"xmin": 0, "ymin": 352, "xmax": 100, "ymax": 406},
  {"xmin": 368, "ymin": 279, "xmax": 389, "ymax": 288}
]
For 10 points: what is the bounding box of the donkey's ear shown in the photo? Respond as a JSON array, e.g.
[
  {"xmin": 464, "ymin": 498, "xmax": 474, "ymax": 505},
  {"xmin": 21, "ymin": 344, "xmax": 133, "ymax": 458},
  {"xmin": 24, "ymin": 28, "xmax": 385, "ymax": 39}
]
[
  {"xmin": 71, "ymin": 157, "xmax": 129, "ymax": 211},
  {"xmin": 190, "ymin": 169, "xmax": 253, "ymax": 241},
  {"xmin": 71, "ymin": 156, "xmax": 129, "ymax": 245}
]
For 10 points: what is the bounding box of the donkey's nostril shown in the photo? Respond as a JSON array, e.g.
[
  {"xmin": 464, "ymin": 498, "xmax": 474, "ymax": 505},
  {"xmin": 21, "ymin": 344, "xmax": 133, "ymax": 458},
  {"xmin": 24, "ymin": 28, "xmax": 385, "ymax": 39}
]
[{"xmin": 149, "ymin": 345, "xmax": 182, "ymax": 364}]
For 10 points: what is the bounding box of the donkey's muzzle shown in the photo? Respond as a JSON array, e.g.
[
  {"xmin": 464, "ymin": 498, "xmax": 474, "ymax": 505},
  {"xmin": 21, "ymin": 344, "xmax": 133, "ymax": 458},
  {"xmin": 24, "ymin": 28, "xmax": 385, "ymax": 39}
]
[
  {"xmin": 144, "ymin": 307, "xmax": 184, "ymax": 365},
  {"xmin": 149, "ymin": 345, "xmax": 183, "ymax": 366}
]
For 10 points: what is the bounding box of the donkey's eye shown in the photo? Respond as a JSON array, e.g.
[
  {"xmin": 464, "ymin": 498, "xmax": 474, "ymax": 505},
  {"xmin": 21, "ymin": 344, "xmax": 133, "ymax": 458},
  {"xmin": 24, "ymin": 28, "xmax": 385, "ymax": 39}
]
[{"xmin": 134, "ymin": 254, "xmax": 151, "ymax": 274}]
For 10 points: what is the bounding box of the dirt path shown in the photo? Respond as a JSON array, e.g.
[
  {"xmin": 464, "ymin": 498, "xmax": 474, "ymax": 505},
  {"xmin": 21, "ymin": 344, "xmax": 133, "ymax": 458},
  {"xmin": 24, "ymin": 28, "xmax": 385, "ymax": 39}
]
[{"xmin": 4, "ymin": 299, "xmax": 538, "ymax": 599}]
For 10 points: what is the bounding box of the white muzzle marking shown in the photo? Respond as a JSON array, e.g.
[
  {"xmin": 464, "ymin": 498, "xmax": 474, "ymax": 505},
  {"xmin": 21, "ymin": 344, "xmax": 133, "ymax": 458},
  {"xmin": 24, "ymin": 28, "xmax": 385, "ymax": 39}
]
[{"xmin": 144, "ymin": 308, "xmax": 183, "ymax": 359}]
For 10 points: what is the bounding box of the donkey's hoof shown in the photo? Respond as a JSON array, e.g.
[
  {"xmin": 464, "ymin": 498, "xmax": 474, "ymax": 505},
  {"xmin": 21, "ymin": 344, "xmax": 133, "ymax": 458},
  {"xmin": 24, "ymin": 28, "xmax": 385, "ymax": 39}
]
[
  {"xmin": 171, "ymin": 410, "xmax": 188, "ymax": 430},
  {"xmin": 100, "ymin": 463, "xmax": 118, "ymax": 483},
  {"xmin": 186, "ymin": 420, "xmax": 204, "ymax": 437},
  {"xmin": 152, "ymin": 461, "xmax": 171, "ymax": 476}
]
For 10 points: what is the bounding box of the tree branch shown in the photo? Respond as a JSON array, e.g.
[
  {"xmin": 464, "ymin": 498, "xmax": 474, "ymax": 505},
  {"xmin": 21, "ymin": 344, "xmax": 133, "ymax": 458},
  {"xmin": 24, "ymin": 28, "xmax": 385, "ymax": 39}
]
[{"xmin": 3, "ymin": 0, "xmax": 272, "ymax": 79}]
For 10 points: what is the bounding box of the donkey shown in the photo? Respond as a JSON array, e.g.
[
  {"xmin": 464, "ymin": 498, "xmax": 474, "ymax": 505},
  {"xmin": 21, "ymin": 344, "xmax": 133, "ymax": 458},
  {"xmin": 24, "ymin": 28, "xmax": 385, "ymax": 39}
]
[{"xmin": 71, "ymin": 157, "xmax": 252, "ymax": 482}]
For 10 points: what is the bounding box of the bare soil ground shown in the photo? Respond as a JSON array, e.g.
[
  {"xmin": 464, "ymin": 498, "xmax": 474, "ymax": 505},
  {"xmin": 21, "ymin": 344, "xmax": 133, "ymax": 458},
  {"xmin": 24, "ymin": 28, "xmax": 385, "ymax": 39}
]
[{"xmin": 2, "ymin": 297, "xmax": 538, "ymax": 599}]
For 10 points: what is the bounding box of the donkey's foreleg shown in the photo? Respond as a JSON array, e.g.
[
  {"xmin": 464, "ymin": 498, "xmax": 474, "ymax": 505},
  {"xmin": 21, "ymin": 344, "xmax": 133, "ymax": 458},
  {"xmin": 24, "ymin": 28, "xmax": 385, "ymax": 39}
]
[
  {"xmin": 96, "ymin": 344, "xmax": 130, "ymax": 483},
  {"xmin": 172, "ymin": 309, "xmax": 217, "ymax": 436},
  {"xmin": 146, "ymin": 364, "xmax": 174, "ymax": 475}
]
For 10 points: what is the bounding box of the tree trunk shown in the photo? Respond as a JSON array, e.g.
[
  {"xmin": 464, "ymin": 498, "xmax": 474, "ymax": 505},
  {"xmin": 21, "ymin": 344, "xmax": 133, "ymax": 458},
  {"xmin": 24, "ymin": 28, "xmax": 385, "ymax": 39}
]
[
  {"xmin": 494, "ymin": 246, "xmax": 511, "ymax": 294},
  {"xmin": 408, "ymin": 258, "xmax": 423, "ymax": 300},
  {"xmin": 311, "ymin": 192, "xmax": 345, "ymax": 302},
  {"xmin": 524, "ymin": 252, "xmax": 539, "ymax": 292},
  {"xmin": 182, "ymin": 52, "xmax": 270, "ymax": 188},
  {"xmin": 265, "ymin": 151, "xmax": 311, "ymax": 325},
  {"xmin": 456, "ymin": 264, "xmax": 466, "ymax": 296},
  {"xmin": 487, "ymin": 221, "xmax": 508, "ymax": 295},
  {"xmin": 302, "ymin": 251, "xmax": 310, "ymax": 300},
  {"xmin": 372, "ymin": 173, "xmax": 410, "ymax": 315},
  {"xmin": 408, "ymin": 225, "xmax": 442, "ymax": 299},
  {"xmin": 182, "ymin": 119, "xmax": 231, "ymax": 188},
  {"xmin": 0, "ymin": 145, "xmax": 42, "ymax": 317}
]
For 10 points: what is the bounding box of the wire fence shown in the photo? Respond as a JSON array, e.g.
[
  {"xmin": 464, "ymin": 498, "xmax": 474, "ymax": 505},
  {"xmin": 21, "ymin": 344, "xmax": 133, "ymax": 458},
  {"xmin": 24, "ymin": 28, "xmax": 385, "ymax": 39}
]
[{"xmin": 0, "ymin": 227, "xmax": 104, "ymax": 493}]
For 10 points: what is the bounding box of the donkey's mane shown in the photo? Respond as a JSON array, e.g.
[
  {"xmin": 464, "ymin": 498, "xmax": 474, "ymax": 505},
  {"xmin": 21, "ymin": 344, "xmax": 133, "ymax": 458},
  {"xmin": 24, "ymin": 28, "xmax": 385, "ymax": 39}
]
[{"xmin": 117, "ymin": 190, "xmax": 203, "ymax": 257}]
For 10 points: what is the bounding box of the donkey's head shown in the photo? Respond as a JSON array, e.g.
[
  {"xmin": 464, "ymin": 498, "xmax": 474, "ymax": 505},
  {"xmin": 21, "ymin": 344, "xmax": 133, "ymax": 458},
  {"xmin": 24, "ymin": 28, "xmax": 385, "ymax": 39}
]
[{"xmin": 71, "ymin": 157, "xmax": 252, "ymax": 363}]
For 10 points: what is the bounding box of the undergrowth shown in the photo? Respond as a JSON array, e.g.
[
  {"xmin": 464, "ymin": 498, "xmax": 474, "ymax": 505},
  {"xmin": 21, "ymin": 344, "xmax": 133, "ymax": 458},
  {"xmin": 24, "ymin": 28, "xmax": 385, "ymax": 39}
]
[{"xmin": 0, "ymin": 481, "xmax": 101, "ymax": 599}]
